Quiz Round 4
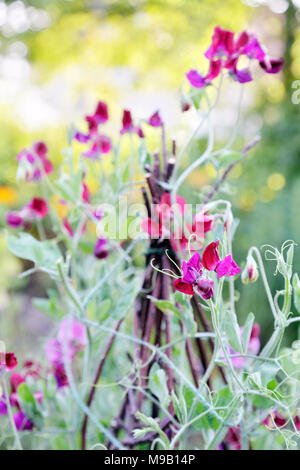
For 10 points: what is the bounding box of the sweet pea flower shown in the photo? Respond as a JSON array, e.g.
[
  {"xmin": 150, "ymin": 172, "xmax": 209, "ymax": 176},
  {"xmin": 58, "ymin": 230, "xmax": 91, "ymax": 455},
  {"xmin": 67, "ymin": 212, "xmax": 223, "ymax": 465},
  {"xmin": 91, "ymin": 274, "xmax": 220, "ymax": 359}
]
[
  {"xmin": 215, "ymin": 254, "xmax": 241, "ymax": 279},
  {"xmin": 181, "ymin": 252, "xmax": 202, "ymax": 284},
  {"xmin": 197, "ymin": 278, "xmax": 214, "ymax": 300},
  {"xmin": 6, "ymin": 212, "xmax": 24, "ymax": 228},
  {"xmin": 93, "ymin": 237, "xmax": 109, "ymax": 259},
  {"xmin": 17, "ymin": 141, "xmax": 53, "ymax": 181},
  {"xmin": 120, "ymin": 110, "xmax": 144, "ymax": 138},
  {"xmin": 82, "ymin": 181, "xmax": 91, "ymax": 203},
  {"xmin": 263, "ymin": 411, "xmax": 287, "ymax": 429},
  {"xmin": 173, "ymin": 252, "xmax": 214, "ymax": 300},
  {"xmin": 202, "ymin": 241, "xmax": 241, "ymax": 279},
  {"xmin": 13, "ymin": 411, "xmax": 34, "ymax": 431},
  {"xmin": 0, "ymin": 396, "xmax": 7, "ymax": 415},
  {"xmin": 6, "ymin": 197, "xmax": 48, "ymax": 230},
  {"xmin": 141, "ymin": 192, "xmax": 188, "ymax": 249},
  {"xmin": 201, "ymin": 241, "xmax": 220, "ymax": 271},
  {"xmin": 187, "ymin": 26, "xmax": 284, "ymax": 90},
  {"xmin": 45, "ymin": 318, "xmax": 87, "ymax": 389},
  {"xmin": 1, "ymin": 353, "xmax": 18, "ymax": 371},
  {"xmin": 148, "ymin": 111, "xmax": 163, "ymax": 127},
  {"xmin": 75, "ymin": 101, "xmax": 112, "ymax": 158},
  {"xmin": 27, "ymin": 197, "xmax": 48, "ymax": 219},
  {"xmin": 193, "ymin": 211, "xmax": 213, "ymax": 237}
]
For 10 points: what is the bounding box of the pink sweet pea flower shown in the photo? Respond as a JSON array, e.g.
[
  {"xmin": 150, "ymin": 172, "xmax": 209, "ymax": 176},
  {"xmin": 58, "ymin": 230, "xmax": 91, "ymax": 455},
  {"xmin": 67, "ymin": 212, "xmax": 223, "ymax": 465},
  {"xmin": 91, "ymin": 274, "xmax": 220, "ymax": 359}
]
[
  {"xmin": 28, "ymin": 197, "xmax": 48, "ymax": 219},
  {"xmin": 193, "ymin": 211, "xmax": 213, "ymax": 237},
  {"xmin": 205, "ymin": 26, "xmax": 235, "ymax": 60},
  {"xmin": 201, "ymin": 241, "xmax": 220, "ymax": 271},
  {"xmin": 13, "ymin": 411, "xmax": 34, "ymax": 431},
  {"xmin": 120, "ymin": 110, "xmax": 144, "ymax": 138},
  {"xmin": 156, "ymin": 192, "xmax": 186, "ymax": 220},
  {"xmin": 93, "ymin": 237, "xmax": 109, "ymax": 259},
  {"xmin": 57, "ymin": 318, "xmax": 87, "ymax": 358},
  {"xmin": 141, "ymin": 218, "xmax": 161, "ymax": 238},
  {"xmin": 148, "ymin": 111, "xmax": 162, "ymax": 127},
  {"xmin": 216, "ymin": 254, "xmax": 241, "ymax": 279}
]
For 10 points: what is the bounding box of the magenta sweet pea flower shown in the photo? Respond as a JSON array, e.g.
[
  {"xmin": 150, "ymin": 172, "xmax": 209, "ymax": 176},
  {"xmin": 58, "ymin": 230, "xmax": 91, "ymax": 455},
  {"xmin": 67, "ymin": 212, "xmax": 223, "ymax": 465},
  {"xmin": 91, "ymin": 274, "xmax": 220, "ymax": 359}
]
[
  {"xmin": 181, "ymin": 252, "xmax": 202, "ymax": 284},
  {"xmin": 28, "ymin": 197, "xmax": 48, "ymax": 219},
  {"xmin": 232, "ymin": 68, "xmax": 253, "ymax": 84},
  {"xmin": 0, "ymin": 396, "xmax": 7, "ymax": 415},
  {"xmin": 187, "ymin": 26, "xmax": 283, "ymax": 91},
  {"xmin": 216, "ymin": 254, "xmax": 241, "ymax": 279},
  {"xmin": 173, "ymin": 252, "xmax": 214, "ymax": 300},
  {"xmin": 13, "ymin": 411, "xmax": 34, "ymax": 431},
  {"xmin": 93, "ymin": 237, "xmax": 109, "ymax": 259},
  {"xmin": 259, "ymin": 57, "xmax": 284, "ymax": 74},
  {"xmin": 206, "ymin": 59, "xmax": 222, "ymax": 81},
  {"xmin": 186, "ymin": 70, "xmax": 206, "ymax": 89},
  {"xmin": 148, "ymin": 111, "xmax": 162, "ymax": 127},
  {"xmin": 205, "ymin": 26, "xmax": 235, "ymax": 60},
  {"xmin": 92, "ymin": 101, "xmax": 109, "ymax": 124},
  {"xmin": 10, "ymin": 373, "xmax": 25, "ymax": 393},
  {"xmin": 81, "ymin": 181, "xmax": 90, "ymax": 203},
  {"xmin": 120, "ymin": 109, "xmax": 144, "ymax": 138},
  {"xmin": 17, "ymin": 141, "xmax": 53, "ymax": 181},
  {"xmin": 6, "ymin": 212, "xmax": 24, "ymax": 228},
  {"xmin": 75, "ymin": 101, "xmax": 111, "ymax": 158}
]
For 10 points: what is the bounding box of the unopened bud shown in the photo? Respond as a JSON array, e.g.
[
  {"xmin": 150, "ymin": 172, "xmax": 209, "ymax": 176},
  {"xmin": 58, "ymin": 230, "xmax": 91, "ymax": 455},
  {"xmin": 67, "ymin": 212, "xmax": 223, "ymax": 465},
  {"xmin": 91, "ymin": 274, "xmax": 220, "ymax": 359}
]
[{"xmin": 242, "ymin": 253, "xmax": 259, "ymax": 284}]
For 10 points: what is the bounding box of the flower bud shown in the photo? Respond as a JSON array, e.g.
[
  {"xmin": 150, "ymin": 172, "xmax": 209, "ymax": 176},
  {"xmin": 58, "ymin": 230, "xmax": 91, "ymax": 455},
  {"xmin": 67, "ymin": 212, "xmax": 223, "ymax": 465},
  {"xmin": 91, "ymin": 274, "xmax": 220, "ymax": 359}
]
[{"xmin": 242, "ymin": 253, "xmax": 259, "ymax": 284}]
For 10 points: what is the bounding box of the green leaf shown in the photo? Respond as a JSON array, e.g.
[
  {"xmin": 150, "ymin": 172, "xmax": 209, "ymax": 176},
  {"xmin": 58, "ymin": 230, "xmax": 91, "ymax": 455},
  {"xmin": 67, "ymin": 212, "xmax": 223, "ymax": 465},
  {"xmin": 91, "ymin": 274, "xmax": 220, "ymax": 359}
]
[
  {"xmin": 32, "ymin": 297, "xmax": 63, "ymax": 320},
  {"xmin": 7, "ymin": 232, "xmax": 61, "ymax": 271},
  {"xmin": 241, "ymin": 312, "xmax": 255, "ymax": 353},
  {"xmin": 222, "ymin": 309, "xmax": 243, "ymax": 353},
  {"xmin": 149, "ymin": 364, "xmax": 170, "ymax": 408}
]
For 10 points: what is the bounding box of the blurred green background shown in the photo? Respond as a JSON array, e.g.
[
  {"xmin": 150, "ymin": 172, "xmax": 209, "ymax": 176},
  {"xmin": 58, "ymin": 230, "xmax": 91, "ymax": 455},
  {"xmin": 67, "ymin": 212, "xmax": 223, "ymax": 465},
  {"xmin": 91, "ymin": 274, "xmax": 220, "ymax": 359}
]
[{"xmin": 1, "ymin": 0, "xmax": 300, "ymax": 356}]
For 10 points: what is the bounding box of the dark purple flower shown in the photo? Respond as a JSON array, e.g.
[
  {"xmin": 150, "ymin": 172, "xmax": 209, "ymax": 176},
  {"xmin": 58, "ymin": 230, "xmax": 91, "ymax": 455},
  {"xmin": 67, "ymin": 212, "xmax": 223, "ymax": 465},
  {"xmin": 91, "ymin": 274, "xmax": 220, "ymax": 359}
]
[{"xmin": 93, "ymin": 237, "xmax": 109, "ymax": 259}]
